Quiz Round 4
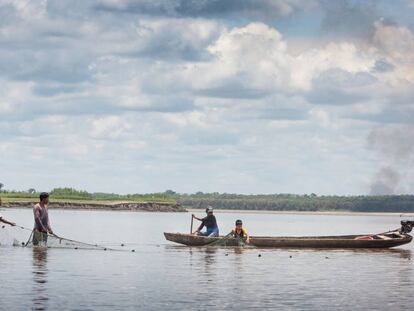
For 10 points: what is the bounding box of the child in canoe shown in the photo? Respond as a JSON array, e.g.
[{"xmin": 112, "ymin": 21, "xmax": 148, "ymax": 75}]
[{"xmin": 232, "ymin": 219, "xmax": 250, "ymax": 244}]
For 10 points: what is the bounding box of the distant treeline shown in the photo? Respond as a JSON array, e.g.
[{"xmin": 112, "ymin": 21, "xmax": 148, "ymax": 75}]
[
  {"xmin": 1, "ymin": 186, "xmax": 414, "ymax": 212},
  {"xmin": 176, "ymin": 193, "xmax": 414, "ymax": 213},
  {"xmin": 0, "ymin": 187, "xmax": 175, "ymax": 203}
]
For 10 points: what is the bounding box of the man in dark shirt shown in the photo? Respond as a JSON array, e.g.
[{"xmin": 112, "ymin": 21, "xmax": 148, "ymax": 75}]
[{"xmin": 192, "ymin": 207, "xmax": 219, "ymax": 237}]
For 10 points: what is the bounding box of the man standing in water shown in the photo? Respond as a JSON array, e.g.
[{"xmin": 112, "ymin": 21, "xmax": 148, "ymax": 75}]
[{"xmin": 33, "ymin": 192, "xmax": 53, "ymax": 246}]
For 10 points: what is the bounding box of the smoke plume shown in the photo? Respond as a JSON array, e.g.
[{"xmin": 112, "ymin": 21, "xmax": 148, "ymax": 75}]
[{"xmin": 368, "ymin": 126, "xmax": 414, "ymax": 194}]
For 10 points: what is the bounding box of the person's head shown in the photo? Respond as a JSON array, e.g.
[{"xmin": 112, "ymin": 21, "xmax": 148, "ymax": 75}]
[
  {"xmin": 206, "ymin": 206, "xmax": 214, "ymax": 215},
  {"xmin": 39, "ymin": 192, "xmax": 49, "ymax": 204},
  {"xmin": 235, "ymin": 219, "xmax": 243, "ymax": 229}
]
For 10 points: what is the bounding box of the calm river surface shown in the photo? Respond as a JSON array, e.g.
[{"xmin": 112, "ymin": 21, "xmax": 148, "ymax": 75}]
[{"xmin": 0, "ymin": 209, "xmax": 413, "ymax": 310}]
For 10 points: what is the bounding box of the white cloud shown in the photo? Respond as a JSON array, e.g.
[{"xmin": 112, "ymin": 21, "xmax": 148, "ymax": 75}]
[
  {"xmin": 371, "ymin": 20, "xmax": 414, "ymax": 90},
  {"xmin": 0, "ymin": 80, "xmax": 33, "ymax": 114},
  {"xmin": 1, "ymin": 2, "xmax": 414, "ymax": 195},
  {"xmin": 373, "ymin": 19, "xmax": 414, "ymax": 62},
  {"xmin": 1, "ymin": 0, "xmax": 47, "ymax": 20},
  {"xmin": 185, "ymin": 23, "xmax": 378, "ymax": 96},
  {"xmin": 308, "ymin": 108, "xmax": 333, "ymax": 128},
  {"xmin": 90, "ymin": 116, "xmax": 131, "ymax": 139}
]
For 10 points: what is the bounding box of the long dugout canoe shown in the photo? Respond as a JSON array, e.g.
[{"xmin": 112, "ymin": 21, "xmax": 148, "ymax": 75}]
[{"xmin": 164, "ymin": 232, "xmax": 412, "ymax": 249}]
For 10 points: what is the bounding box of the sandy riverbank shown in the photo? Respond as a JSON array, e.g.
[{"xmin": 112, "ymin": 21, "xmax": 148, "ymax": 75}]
[{"xmin": 2, "ymin": 203, "xmax": 412, "ymax": 216}]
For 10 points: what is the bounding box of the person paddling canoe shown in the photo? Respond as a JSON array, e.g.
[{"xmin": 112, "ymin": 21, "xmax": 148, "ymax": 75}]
[
  {"xmin": 33, "ymin": 192, "xmax": 54, "ymax": 246},
  {"xmin": 0, "ymin": 212, "xmax": 15, "ymax": 226},
  {"xmin": 192, "ymin": 207, "xmax": 219, "ymax": 237}
]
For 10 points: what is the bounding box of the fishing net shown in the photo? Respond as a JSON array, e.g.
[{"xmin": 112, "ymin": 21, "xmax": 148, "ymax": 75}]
[
  {"xmin": 25, "ymin": 232, "xmax": 114, "ymax": 251},
  {"xmin": 207, "ymin": 232, "xmax": 249, "ymax": 247},
  {"xmin": 0, "ymin": 224, "xmax": 132, "ymax": 251},
  {"xmin": 0, "ymin": 224, "xmax": 28, "ymax": 247}
]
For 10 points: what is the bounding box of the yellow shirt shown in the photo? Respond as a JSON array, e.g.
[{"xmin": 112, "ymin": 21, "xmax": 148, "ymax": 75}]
[{"xmin": 233, "ymin": 227, "xmax": 248, "ymax": 238}]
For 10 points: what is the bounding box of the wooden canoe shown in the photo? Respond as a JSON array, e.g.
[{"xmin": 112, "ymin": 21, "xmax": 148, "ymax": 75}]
[{"xmin": 164, "ymin": 231, "xmax": 412, "ymax": 249}]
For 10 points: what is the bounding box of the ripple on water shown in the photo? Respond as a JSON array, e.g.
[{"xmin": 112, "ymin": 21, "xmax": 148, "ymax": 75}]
[{"xmin": 0, "ymin": 210, "xmax": 413, "ymax": 310}]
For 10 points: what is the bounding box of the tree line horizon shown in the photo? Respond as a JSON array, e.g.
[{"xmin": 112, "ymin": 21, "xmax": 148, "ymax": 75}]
[{"xmin": 0, "ymin": 185, "xmax": 413, "ymax": 212}]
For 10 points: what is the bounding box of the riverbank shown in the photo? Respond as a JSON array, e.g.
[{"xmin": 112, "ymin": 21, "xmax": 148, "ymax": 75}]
[
  {"xmin": 187, "ymin": 208, "xmax": 414, "ymax": 216},
  {"xmin": 1, "ymin": 200, "xmax": 186, "ymax": 212}
]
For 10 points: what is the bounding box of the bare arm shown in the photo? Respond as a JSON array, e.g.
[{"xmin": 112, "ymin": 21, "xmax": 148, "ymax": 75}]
[
  {"xmin": 45, "ymin": 207, "xmax": 53, "ymax": 234},
  {"xmin": 47, "ymin": 219, "xmax": 53, "ymax": 234},
  {"xmin": 191, "ymin": 214, "xmax": 203, "ymax": 221},
  {"xmin": 0, "ymin": 217, "xmax": 15, "ymax": 226},
  {"xmin": 197, "ymin": 222, "xmax": 205, "ymax": 232},
  {"xmin": 191, "ymin": 218, "xmax": 205, "ymax": 234},
  {"xmin": 191, "ymin": 215, "xmax": 204, "ymax": 235}
]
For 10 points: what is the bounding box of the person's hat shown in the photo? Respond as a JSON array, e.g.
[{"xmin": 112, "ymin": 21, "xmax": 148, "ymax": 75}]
[
  {"xmin": 235, "ymin": 219, "xmax": 243, "ymax": 225},
  {"xmin": 206, "ymin": 206, "xmax": 214, "ymax": 214}
]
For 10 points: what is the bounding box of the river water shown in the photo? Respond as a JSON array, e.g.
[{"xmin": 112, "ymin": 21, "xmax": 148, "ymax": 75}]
[{"xmin": 0, "ymin": 209, "xmax": 413, "ymax": 310}]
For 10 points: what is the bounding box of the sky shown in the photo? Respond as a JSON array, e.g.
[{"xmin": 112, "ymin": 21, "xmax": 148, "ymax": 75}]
[{"xmin": 0, "ymin": 0, "xmax": 414, "ymax": 195}]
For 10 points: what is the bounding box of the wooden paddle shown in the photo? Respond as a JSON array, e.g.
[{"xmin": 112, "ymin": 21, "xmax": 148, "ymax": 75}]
[{"xmin": 190, "ymin": 214, "xmax": 194, "ymax": 234}]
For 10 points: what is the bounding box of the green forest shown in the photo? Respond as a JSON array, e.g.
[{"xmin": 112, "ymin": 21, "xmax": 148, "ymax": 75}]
[
  {"xmin": 176, "ymin": 192, "xmax": 414, "ymax": 213},
  {"xmin": 1, "ymin": 184, "xmax": 414, "ymax": 212},
  {"xmin": 0, "ymin": 187, "xmax": 175, "ymax": 204}
]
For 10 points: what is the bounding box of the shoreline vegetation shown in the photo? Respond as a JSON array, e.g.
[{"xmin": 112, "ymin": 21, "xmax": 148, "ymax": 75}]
[
  {"xmin": 0, "ymin": 187, "xmax": 413, "ymax": 213},
  {"xmin": 187, "ymin": 208, "xmax": 414, "ymax": 216},
  {"xmin": 179, "ymin": 193, "xmax": 414, "ymax": 213},
  {"xmin": 0, "ymin": 187, "xmax": 185, "ymax": 212},
  {"xmin": 2, "ymin": 201, "xmax": 185, "ymax": 212}
]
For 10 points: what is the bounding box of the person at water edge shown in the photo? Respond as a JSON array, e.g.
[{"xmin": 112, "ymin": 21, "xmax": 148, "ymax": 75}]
[
  {"xmin": 232, "ymin": 219, "xmax": 250, "ymax": 243},
  {"xmin": 192, "ymin": 207, "xmax": 219, "ymax": 237},
  {"xmin": 33, "ymin": 192, "xmax": 54, "ymax": 246},
  {"xmin": 0, "ymin": 213, "xmax": 15, "ymax": 226}
]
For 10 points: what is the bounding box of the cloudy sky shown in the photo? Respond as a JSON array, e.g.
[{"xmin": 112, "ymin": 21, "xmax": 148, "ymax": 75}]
[{"xmin": 1, "ymin": 0, "xmax": 414, "ymax": 195}]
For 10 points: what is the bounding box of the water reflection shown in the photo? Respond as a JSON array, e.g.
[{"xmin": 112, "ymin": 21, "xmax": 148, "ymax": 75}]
[
  {"xmin": 2, "ymin": 210, "xmax": 413, "ymax": 311},
  {"xmin": 203, "ymin": 247, "xmax": 219, "ymax": 266},
  {"xmin": 32, "ymin": 248, "xmax": 49, "ymax": 311},
  {"xmin": 327, "ymin": 248, "xmax": 412, "ymax": 259},
  {"xmin": 232, "ymin": 247, "xmax": 247, "ymax": 255},
  {"xmin": 185, "ymin": 247, "xmax": 220, "ymax": 283},
  {"xmin": 397, "ymin": 249, "xmax": 412, "ymax": 260},
  {"xmin": 355, "ymin": 248, "xmax": 412, "ymax": 259}
]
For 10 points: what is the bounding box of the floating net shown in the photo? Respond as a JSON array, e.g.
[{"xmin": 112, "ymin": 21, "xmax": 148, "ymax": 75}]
[
  {"xmin": 0, "ymin": 224, "xmax": 134, "ymax": 252},
  {"xmin": 207, "ymin": 232, "xmax": 249, "ymax": 247},
  {"xmin": 0, "ymin": 224, "xmax": 28, "ymax": 247}
]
